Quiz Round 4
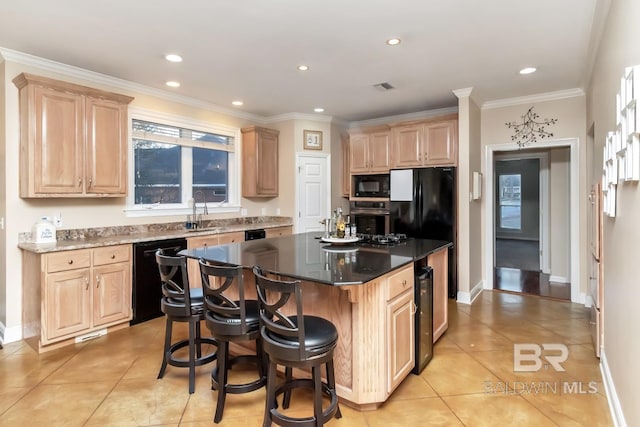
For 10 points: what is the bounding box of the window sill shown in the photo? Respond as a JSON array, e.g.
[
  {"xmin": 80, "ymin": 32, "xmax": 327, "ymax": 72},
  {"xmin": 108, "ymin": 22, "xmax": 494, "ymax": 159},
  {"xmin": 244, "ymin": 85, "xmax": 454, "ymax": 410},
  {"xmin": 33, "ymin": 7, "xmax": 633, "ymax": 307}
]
[{"xmin": 124, "ymin": 204, "xmax": 241, "ymax": 218}]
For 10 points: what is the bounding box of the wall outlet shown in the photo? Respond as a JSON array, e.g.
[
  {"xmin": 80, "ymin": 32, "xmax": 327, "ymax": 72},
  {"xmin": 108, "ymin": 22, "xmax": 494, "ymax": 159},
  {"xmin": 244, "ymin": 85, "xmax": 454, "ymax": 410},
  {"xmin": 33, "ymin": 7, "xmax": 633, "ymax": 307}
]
[
  {"xmin": 261, "ymin": 207, "xmax": 267, "ymax": 215},
  {"xmin": 241, "ymin": 208, "xmax": 248, "ymax": 216},
  {"xmin": 276, "ymin": 208, "xmax": 281, "ymax": 215},
  {"xmin": 53, "ymin": 214, "xmax": 63, "ymax": 227}
]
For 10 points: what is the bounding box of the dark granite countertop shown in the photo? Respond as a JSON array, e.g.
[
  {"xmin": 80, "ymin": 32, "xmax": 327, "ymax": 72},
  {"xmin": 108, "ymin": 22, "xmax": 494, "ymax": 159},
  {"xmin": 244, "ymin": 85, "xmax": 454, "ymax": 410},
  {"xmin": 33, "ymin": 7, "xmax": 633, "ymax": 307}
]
[{"xmin": 180, "ymin": 231, "xmax": 452, "ymax": 286}]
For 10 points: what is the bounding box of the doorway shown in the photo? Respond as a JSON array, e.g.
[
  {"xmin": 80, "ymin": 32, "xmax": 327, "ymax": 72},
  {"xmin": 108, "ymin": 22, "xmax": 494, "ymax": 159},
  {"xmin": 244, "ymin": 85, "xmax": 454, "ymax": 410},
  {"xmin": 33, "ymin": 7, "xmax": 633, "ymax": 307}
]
[
  {"xmin": 485, "ymin": 139, "xmax": 578, "ymax": 303},
  {"xmin": 494, "ymin": 157, "xmax": 541, "ymax": 272},
  {"xmin": 295, "ymin": 153, "xmax": 330, "ymax": 233}
]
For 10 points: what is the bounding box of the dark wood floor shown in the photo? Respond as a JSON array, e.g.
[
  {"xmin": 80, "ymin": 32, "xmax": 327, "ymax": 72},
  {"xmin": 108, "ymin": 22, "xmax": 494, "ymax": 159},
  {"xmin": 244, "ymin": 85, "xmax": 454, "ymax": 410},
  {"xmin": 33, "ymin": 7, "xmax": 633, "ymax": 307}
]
[
  {"xmin": 494, "ymin": 267, "xmax": 571, "ymax": 301},
  {"xmin": 494, "ymin": 239, "xmax": 570, "ymax": 300}
]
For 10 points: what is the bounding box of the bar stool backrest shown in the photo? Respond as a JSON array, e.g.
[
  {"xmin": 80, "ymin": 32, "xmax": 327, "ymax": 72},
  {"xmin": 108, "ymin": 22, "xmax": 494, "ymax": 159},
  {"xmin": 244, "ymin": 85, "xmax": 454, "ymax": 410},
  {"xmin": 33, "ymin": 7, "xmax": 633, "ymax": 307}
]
[
  {"xmin": 199, "ymin": 261, "xmax": 251, "ymax": 336},
  {"xmin": 253, "ymin": 266, "xmax": 306, "ymax": 361},
  {"xmin": 155, "ymin": 250, "xmax": 194, "ymax": 317}
]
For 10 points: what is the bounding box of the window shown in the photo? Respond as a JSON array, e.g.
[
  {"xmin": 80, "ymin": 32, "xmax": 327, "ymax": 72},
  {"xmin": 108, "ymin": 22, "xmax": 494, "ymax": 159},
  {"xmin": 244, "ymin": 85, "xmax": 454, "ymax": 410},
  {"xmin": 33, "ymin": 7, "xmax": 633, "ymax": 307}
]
[
  {"xmin": 499, "ymin": 174, "xmax": 521, "ymax": 229},
  {"xmin": 127, "ymin": 110, "xmax": 240, "ymax": 216}
]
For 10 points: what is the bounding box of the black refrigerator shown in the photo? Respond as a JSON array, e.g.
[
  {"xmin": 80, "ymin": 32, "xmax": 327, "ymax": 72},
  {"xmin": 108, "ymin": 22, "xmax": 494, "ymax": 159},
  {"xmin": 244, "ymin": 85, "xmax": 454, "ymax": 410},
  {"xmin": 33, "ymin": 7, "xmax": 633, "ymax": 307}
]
[{"xmin": 389, "ymin": 167, "xmax": 457, "ymax": 297}]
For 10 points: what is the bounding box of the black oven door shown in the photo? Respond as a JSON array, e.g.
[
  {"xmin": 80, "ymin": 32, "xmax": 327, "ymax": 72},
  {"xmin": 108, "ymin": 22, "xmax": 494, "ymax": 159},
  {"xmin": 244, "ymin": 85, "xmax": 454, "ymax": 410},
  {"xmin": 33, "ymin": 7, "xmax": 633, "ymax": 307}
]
[{"xmin": 351, "ymin": 211, "xmax": 390, "ymax": 235}]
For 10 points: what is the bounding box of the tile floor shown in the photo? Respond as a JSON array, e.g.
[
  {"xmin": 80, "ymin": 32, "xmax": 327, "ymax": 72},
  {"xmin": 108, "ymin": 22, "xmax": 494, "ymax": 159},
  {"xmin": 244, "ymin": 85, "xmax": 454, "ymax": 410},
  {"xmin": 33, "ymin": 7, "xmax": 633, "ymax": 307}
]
[{"xmin": 0, "ymin": 291, "xmax": 612, "ymax": 426}]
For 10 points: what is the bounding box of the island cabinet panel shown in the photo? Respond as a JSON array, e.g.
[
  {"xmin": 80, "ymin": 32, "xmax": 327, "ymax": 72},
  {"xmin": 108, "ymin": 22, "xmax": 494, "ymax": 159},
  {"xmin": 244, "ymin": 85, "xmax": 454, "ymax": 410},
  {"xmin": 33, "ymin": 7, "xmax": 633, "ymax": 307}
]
[
  {"xmin": 22, "ymin": 245, "xmax": 132, "ymax": 352},
  {"xmin": 241, "ymin": 126, "xmax": 279, "ymax": 198},
  {"xmin": 226, "ymin": 263, "xmax": 415, "ymax": 409},
  {"xmin": 13, "ymin": 73, "xmax": 133, "ymax": 198},
  {"xmin": 428, "ymin": 247, "xmax": 449, "ymax": 342}
]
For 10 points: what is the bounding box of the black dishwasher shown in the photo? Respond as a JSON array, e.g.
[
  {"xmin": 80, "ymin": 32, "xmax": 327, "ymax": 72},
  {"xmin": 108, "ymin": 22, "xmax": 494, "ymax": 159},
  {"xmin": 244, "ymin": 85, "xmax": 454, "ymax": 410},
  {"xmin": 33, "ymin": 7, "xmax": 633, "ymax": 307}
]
[
  {"xmin": 413, "ymin": 266, "xmax": 434, "ymax": 374},
  {"xmin": 131, "ymin": 238, "xmax": 187, "ymax": 325}
]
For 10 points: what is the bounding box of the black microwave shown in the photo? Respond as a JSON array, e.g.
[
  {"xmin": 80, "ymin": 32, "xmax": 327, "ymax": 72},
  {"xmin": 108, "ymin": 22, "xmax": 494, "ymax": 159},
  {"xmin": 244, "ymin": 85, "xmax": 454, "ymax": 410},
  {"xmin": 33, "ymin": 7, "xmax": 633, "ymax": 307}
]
[{"xmin": 352, "ymin": 174, "xmax": 390, "ymax": 198}]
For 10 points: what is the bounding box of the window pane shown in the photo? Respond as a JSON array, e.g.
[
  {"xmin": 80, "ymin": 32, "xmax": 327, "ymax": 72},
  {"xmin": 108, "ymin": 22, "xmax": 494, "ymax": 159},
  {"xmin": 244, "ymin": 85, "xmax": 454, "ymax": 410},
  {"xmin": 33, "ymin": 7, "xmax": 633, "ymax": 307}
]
[
  {"xmin": 499, "ymin": 174, "xmax": 521, "ymax": 229},
  {"xmin": 192, "ymin": 147, "xmax": 228, "ymax": 203},
  {"xmin": 134, "ymin": 139, "xmax": 181, "ymax": 204}
]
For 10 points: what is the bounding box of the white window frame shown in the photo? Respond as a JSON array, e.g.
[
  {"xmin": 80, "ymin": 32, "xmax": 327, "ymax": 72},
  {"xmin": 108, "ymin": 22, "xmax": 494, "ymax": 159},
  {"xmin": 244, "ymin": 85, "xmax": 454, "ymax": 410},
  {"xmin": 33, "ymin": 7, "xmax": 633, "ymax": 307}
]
[{"xmin": 125, "ymin": 107, "xmax": 242, "ymax": 217}]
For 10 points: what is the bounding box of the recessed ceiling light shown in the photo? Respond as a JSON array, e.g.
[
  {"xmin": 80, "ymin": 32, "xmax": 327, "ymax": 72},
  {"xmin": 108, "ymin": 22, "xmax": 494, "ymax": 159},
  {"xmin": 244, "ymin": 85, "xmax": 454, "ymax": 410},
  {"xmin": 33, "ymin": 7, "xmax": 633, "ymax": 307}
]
[
  {"xmin": 232, "ymin": 100, "xmax": 244, "ymax": 106},
  {"xmin": 519, "ymin": 67, "xmax": 537, "ymax": 75},
  {"xmin": 314, "ymin": 108, "xmax": 324, "ymax": 113},
  {"xmin": 297, "ymin": 65, "xmax": 309, "ymax": 71},
  {"xmin": 386, "ymin": 38, "xmax": 401, "ymax": 46},
  {"xmin": 165, "ymin": 81, "xmax": 180, "ymax": 88},
  {"xmin": 165, "ymin": 54, "xmax": 183, "ymax": 63}
]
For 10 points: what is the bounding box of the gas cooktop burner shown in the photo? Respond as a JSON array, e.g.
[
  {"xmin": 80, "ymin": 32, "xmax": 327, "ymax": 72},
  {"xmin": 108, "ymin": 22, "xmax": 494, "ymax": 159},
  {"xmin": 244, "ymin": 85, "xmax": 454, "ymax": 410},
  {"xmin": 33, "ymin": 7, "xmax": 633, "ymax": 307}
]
[{"xmin": 357, "ymin": 233, "xmax": 407, "ymax": 245}]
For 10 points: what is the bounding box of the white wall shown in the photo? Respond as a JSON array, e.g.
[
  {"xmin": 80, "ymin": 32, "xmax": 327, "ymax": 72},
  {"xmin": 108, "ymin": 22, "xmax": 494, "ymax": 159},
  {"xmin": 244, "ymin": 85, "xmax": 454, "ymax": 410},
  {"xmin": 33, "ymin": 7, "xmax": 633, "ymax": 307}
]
[
  {"xmin": 549, "ymin": 148, "xmax": 570, "ymax": 280},
  {"xmin": 586, "ymin": 0, "xmax": 640, "ymax": 424}
]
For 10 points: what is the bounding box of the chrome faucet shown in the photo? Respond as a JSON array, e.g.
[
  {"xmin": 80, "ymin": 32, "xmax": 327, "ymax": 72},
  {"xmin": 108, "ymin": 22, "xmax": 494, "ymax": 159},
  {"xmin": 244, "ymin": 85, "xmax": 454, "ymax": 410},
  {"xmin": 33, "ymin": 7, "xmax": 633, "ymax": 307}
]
[{"xmin": 193, "ymin": 191, "xmax": 209, "ymax": 227}]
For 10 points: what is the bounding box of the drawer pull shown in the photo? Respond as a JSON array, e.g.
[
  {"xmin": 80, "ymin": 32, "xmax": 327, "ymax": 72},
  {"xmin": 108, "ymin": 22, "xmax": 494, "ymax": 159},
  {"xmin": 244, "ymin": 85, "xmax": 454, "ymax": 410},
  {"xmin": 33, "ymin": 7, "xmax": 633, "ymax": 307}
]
[
  {"xmin": 84, "ymin": 276, "xmax": 89, "ymax": 290},
  {"xmin": 402, "ymin": 279, "xmax": 407, "ymax": 286},
  {"xmin": 68, "ymin": 260, "xmax": 74, "ymax": 265},
  {"xmin": 110, "ymin": 254, "xmax": 116, "ymax": 259},
  {"xmin": 96, "ymin": 275, "xmax": 100, "ymax": 287}
]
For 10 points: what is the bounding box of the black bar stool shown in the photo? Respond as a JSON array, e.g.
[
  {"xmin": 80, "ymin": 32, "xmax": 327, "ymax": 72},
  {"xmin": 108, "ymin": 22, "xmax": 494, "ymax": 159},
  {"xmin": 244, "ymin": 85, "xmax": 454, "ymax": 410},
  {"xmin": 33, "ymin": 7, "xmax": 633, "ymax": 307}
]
[
  {"xmin": 199, "ymin": 260, "xmax": 267, "ymax": 423},
  {"xmin": 253, "ymin": 266, "xmax": 342, "ymax": 427},
  {"xmin": 156, "ymin": 250, "xmax": 217, "ymax": 394}
]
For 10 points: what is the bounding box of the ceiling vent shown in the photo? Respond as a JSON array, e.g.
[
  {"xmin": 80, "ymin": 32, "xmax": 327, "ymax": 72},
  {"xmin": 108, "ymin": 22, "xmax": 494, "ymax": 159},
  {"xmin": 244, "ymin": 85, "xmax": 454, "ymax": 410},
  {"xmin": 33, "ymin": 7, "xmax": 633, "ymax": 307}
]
[{"xmin": 373, "ymin": 82, "xmax": 395, "ymax": 91}]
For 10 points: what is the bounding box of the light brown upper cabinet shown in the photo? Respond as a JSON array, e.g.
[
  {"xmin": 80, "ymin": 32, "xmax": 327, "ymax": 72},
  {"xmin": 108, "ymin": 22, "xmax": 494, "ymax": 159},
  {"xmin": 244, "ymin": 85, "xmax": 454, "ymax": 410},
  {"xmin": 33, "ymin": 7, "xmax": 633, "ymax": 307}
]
[
  {"xmin": 13, "ymin": 73, "xmax": 133, "ymax": 198},
  {"xmin": 391, "ymin": 116, "xmax": 458, "ymax": 168},
  {"xmin": 348, "ymin": 127, "xmax": 391, "ymax": 174},
  {"xmin": 241, "ymin": 126, "xmax": 279, "ymax": 198}
]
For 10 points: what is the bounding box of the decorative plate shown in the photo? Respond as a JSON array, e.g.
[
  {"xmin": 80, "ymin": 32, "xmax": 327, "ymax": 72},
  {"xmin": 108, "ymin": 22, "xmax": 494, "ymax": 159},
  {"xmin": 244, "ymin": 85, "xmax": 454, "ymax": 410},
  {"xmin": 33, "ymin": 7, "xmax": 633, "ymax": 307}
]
[{"xmin": 320, "ymin": 236, "xmax": 360, "ymax": 245}]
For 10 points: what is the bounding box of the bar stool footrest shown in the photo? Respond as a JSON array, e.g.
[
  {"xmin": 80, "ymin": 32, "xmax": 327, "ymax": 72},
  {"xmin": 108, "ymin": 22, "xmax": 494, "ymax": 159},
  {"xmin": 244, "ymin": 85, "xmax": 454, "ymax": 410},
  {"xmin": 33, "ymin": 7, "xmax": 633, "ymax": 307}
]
[
  {"xmin": 270, "ymin": 378, "xmax": 340, "ymax": 427},
  {"xmin": 211, "ymin": 354, "xmax": 267, "ymax": 394},
  {"xmin": 166, "ymin": 337, "xmax": 218, "ymax": 368}
]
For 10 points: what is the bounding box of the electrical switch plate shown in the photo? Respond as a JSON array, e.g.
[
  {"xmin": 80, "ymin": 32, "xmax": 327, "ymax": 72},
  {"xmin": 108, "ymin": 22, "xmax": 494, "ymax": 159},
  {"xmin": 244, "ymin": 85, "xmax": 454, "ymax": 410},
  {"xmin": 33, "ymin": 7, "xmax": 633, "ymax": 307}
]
[{"xmin": 261, "ymin": 207, "xmax": 267, "ymax": 215}]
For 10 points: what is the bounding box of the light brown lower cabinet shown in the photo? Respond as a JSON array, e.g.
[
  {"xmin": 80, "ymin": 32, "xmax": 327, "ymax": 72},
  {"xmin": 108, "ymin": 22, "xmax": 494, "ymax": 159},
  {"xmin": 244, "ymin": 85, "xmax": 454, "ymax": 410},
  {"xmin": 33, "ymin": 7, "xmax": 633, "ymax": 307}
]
[
  {"xmin": 385, "ymin": 265, "xmax": 415, "ymax": 393},
  {"xmin": 186, "ymin": 231, "xmax": 246, "ymax": 288},
  {"xmin": 23, "ymin": 245, "xmax": 132, "ymax": 351},
  {"xmin": 265, "ymin": 226, "xmax": 293, "ymax": 238}
]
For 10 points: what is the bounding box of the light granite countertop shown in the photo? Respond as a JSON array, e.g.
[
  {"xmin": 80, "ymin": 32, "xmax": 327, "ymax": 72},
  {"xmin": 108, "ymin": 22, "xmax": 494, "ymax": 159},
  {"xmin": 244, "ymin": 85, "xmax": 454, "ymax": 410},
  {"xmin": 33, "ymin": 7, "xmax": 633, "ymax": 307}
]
[{"xmin": 18, "ymin": 216, "xmax": 294, "ymax": 253}]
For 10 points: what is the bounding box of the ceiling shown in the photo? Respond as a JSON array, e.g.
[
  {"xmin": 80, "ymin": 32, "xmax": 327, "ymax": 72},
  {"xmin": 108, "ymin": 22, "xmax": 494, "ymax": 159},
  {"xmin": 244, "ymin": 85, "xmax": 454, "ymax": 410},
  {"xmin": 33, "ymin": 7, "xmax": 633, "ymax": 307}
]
[{"xmin": 0, "ymin": 0, "xmax": 605, "ymax": 123}]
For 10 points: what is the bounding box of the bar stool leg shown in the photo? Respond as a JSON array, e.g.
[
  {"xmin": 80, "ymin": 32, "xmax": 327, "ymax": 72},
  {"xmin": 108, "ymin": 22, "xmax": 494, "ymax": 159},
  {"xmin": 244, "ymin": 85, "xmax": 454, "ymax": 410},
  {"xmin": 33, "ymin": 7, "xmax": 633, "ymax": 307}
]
[
  {"xmin": 313, "ymin": 365, "xmax": 323, "ymax": 425},
  {"xmin": 264, "ymin": 361, "xmax": 278, "ymax": 427},
  {"xmin": 213, "ymin": 341, "xmax": 229, "ymax": 423},
  {"xmin": 282, "ymin": 367, "xmax": 293, "ymax": 409},
  {"xmin": 188, "ymin": 321, "xmax": 197, "ymax": 394},
  {"xmin": 158, "ymin": 316, "xmax": 172, "ymax": 379},
  {"xmin": 327, "ymin": 360, "xmax": 342, "ymax": 419}
]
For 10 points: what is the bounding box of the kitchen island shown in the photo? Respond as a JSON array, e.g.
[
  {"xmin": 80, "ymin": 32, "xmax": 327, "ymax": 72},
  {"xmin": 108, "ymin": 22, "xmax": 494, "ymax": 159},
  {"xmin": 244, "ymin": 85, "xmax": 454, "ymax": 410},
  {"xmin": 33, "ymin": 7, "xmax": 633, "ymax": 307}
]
[{"xmin": 181, "ymin": 231, "xmax": 451, "ymax": 409}]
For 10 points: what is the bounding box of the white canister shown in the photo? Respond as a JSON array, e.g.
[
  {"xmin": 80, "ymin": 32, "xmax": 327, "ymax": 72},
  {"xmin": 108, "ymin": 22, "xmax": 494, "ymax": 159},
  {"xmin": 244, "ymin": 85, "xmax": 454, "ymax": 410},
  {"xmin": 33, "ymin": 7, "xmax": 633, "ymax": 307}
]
[{"xmin": 32, "ymin": 217, "xmax": 57, "ymax": 243}]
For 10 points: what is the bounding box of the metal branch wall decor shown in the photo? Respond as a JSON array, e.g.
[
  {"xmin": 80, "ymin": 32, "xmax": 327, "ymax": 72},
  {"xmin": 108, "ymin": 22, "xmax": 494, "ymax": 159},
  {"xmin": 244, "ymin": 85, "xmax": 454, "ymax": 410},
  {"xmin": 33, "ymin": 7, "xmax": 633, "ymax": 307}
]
[{"xmin": 505, "ymin": 106, "xmax": 558, "ymax": 148}]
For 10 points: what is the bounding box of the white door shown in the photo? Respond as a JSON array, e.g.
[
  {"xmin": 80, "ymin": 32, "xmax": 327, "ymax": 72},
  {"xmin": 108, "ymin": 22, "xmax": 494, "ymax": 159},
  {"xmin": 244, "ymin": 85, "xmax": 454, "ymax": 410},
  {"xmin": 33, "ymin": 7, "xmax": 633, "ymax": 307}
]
[{"xmin": 296, "ymin": 154, "xmax": 330, "ymax": 233}]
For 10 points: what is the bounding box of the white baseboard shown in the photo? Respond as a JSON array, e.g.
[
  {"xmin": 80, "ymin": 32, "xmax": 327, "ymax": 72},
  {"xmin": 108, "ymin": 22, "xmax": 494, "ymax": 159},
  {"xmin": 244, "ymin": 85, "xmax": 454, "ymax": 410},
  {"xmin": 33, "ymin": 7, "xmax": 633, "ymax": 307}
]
[
  {"xmin": 600, "ymin": 349, "xmax": 627, "ymax": 427},
  {"xmin": 584, "ymin": 294, "xmax": 593, "ymax": 308},
  {"xmin": 549, "ymin": 275, "xmax": 570, "ymax": 283},
  {"xmin": 457, "ymin": 280, "xmax": 483, "ymax": 305},
  {"xmin": 0, "ymin": 322, "xmax": 22, "ymax": 344}
]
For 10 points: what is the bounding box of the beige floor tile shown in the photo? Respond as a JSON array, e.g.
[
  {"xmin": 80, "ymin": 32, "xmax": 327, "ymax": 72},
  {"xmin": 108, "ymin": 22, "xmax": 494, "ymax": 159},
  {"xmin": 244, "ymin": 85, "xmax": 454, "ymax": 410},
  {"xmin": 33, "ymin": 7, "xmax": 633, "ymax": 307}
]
[
  {"xmin": 532, "ymin": 316, "xmax": 592, "ymax": 344},
  {"xmin": 521, "ymin": 385, "xmax": 612, "ymax": 426},
  {"xmin": 389, "ymin": 371, "xmax": 438, "ymax": 400},
  {"xmin": 363, "ymin": 396, "xmax": 463, "ymax": 426},
  {"xmin": 0, "ymin": 381, "xmax": 115, "ymax": 426},
  {"xmin": 443, "ymin": 393, "xmax": 557, "ymax": 426},
  {"xmin": 0, "ymin": 348, "xmax": 76, "ymax": 389},
  {"xmin": 422, "ymin": 351, "xmax": 501, "ymax": 396},
  {"xmin": 85, "ymin": 376, "xmax": 191, "ymax": 426},
  {"xmin": 433, "ymin": 334, "xmax": 464, "ymax": 354},
  {"xmin": 445, "ymin": 323, "xmax": 515, "ymax": 352},
  {"xmin": 0, "ymin": 387, "xmax": 32, "ymax": 415}
]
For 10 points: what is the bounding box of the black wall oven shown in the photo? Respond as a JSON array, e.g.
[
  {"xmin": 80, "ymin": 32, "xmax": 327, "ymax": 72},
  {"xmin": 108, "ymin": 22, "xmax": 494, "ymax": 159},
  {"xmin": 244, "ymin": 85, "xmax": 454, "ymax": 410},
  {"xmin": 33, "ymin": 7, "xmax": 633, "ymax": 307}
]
[{"xmin": 349, "ymin": 201, "xmax": 390, "ymax": 235}]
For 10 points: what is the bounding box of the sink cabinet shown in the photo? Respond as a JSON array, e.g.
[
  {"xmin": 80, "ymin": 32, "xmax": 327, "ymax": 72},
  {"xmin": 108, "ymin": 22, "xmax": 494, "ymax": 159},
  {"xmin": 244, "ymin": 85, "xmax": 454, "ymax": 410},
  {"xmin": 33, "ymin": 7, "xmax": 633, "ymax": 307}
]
[
  {"xmin": 22, "ymin": 245, "xmax": 132, "ymax": 351},
  {"xmin": 13, "ymin": 73, "xmax": 133, "ymax": 198},
  {"xmin": 265, "ymin": 226, "xmax": 293, "ymax": 238}
]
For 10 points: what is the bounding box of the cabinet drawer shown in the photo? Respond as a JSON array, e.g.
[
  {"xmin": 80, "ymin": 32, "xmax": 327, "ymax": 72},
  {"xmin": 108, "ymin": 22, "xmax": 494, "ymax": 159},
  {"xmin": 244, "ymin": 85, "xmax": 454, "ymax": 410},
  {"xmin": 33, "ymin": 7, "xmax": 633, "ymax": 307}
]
[
  {"xmin": 93, "ymin": 245, "xmax": 131, "ymax": 266},
  {"xmin": 386, "ymin": 265, "xmax": 414, "ymax": 301},
  {"xmin": 46, "ymin": 249, "xmax": 92, "ymax": 273}
]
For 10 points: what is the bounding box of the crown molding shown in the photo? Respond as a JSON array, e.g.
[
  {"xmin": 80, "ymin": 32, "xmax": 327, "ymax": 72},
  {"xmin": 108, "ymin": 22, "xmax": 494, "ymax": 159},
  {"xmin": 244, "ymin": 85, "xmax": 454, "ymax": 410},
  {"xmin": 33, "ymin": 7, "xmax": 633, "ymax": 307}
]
[
  {"xmin": 482, "ymin": 88, "xmax": 585, "ymax": 110},
  {"xmin": 0, "ymin": 47, "xmax": 267, "ymax": 123},
  {"xmin": 349, "ymin": 106, "xmax": 458, "ymax": 128},
  {"xmin": 452, "ymin": 87, "xmax": 473, "ymax": 98}
]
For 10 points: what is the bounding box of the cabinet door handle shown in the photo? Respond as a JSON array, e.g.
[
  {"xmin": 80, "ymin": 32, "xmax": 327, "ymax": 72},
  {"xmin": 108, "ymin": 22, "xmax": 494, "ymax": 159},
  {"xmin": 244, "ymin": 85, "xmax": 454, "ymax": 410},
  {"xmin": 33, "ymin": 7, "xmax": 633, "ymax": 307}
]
[
  {"xmin": 96, "ymin": 275, "xmax": 100, "ymax": 288},
  {"xmin": 78, "ymin": 178, "xmax": 82, "ymax": 187},
  {"xmin": 88, "ymin": 178, "xmax": 92, "ymax": 188},
  {"xmin": 411, "ymin": 301, "xmax": 417, "ymax": 315},
  {"xmin": 84, "ymin": 276, "xmax": 89, "ymax": 290}
]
